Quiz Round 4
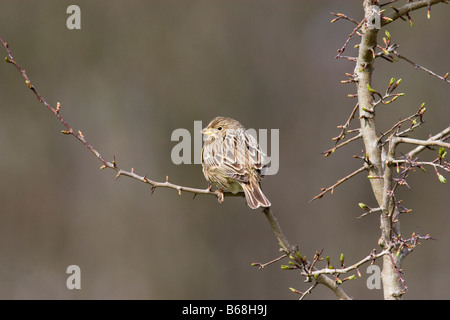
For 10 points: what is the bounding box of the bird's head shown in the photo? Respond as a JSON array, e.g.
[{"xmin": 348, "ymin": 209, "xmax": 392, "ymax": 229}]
[{"xmin": 201, "ymin": 116, "xmax": 244, "ymax": 138}]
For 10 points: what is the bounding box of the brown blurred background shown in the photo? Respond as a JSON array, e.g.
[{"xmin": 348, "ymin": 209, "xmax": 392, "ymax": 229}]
[{"xmin": 0, "ymin": 1, "xmax": 449, "ymax": 299}]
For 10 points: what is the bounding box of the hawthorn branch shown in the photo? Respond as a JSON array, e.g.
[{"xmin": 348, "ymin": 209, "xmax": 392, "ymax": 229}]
[
  {"xmin": 310, "ymin": 165, "xmax": 368, "ymax": 202},
  {"xmin": 0, "ymin": 37, "xmax": 239, "ymax": 204},
  {"xmin": 392, "ymin": 50, "xmax": 450, "ymax": 83},
  {"xmin": 323, "ymin": 132, "xmax": 362, "ymax": 157},
  {"xmin": 304, "ymin": 247, "xmax": 391, "ymax": 277},
  {"xmin": 262, "ymin": 207, "xmax": 294, "ymax": 254},
  {"xmin": 261, "ymin": 207, "xmax": 352, "ymax": 300},
  {"xmin": 382, "ymin": 0, "xmax": 447, "ymax": 27},
  {"xmin": 404, "ymin": 126, "xmax": 450, "ymax": 159},
  {"xmin": 333, "ymin": 14, "xmax": 365, "ymax": 59},
  {"xmin": 393, "ymin": 134, "xmax": 450, "ymax": 150},
  {"xmin": 336, "ymin": 103, "xmax": 359, "ymax": 139},
  {"xmin": 378, "ymin": 103, "xmax": 427, "ymax": 144},
  {"xmin": 375, "ymin": 28, "xmax": 450, "ymax": 83}
]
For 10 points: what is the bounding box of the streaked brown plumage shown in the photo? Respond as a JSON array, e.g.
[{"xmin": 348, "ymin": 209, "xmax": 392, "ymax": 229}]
[{"xmin": 201, "ymin": 116, "xmax": 271, "ymax": 209}]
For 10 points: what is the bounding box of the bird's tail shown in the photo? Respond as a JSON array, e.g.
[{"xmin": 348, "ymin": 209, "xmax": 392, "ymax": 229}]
[{"xmin": 242, "ymin": 180, "xmax": 271, "ymax": 209}]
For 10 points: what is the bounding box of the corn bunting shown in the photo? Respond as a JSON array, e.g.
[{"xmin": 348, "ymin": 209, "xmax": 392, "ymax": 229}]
[{"xmin": 201, "ymin": 116, "xmax": 271, "ymax": 209}]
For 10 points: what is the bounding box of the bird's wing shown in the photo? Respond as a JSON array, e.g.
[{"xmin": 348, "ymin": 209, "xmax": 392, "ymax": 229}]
[{"xmin": 221, "ymin": 129, "xmax": 267, "ymax": 183}]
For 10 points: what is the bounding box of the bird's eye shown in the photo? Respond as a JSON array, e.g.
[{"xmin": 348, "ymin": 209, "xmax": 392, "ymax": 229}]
[{"xmin": 217, "ymin": 126, "xmax": 222, "ymax": 131}]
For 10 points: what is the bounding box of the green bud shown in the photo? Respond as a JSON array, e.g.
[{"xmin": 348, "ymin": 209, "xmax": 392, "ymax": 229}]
[
  {"xmin": 438, "ymin": 174, "xmax": 447, "ymax": 184},
  {"xmin": 367, "ymin": 83, "xmax": 377, "ymax": 93},
  {"xmin": 358, "ymin": 203, "xmax": 368, "ymax": 209}
]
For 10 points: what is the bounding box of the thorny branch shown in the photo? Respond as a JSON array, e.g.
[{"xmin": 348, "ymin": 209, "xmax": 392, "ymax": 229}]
[
  {"xmin": 0, "ymin": 37, "xmax": 241, "ymax": 204},
  {"xmin": 310, "ymin": 165, "xmax": 367, "ymax": 201},
  {"xmin": 382, "ymin": 0, "xmax": 448, "ymax": 27},
  {"xmin": 374, "ymin": 27, "xmax": 450, "ymax": 83},
  {"xmin": 391, "ymin": 50, "xmax": 450, "ymax": 83}
]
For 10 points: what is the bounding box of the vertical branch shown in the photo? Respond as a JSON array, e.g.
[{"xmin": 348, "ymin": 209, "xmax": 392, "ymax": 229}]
[
  {"xmin": 355, "ymin": 1, "xmax": 403, "ymax": 299},
  {"xmin": 355, "ymin": 2, "xmax": 384, "ymax": 205},
  {"xmin": 380, "ymin": 136, "xmax": 404, "ymax": 298}
]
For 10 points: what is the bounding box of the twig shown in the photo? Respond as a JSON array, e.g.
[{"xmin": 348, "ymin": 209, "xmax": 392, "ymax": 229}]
[
  {"xmin": 403, "ymin": 126, "xmax": 450, "ymax": 159},
  {"xmin": 251, "ymin": 255, "xmax": 287, "ymax": 270},
  {"xmin": 394, "ymin": 136, "xmax": 450, "ymax": 150},
  {"xmin": 323, "ymin": 132, "xmax": 362, "ymax": 157},
  {"xmin": 298, "ymin": 282, "xmax": 318, "ymax": 300},
  {"xmin": 330, "ymin": 12, "xmax": 359, "ymax": 25},
  {"xmin": 310, "ymin": 165, "xmax": 367, "ymax": 201},
  {"xmin": 392, "ymin": 50, "xmax": 450, "ymax": 83},
  {"xmin": 357, "ymin": 206, "xmax": 382, "ymax": 218},
  {"xmin": 334, "ymin": 16, "xmax": 366, "ymax": 59},
  {"xmin": 382, "ymin": 0, "xmax": 447, "ymax": 27},
  {"xmin": 392, "ymin": 159, "xmax": 449, "ymax": 174},
  {"xmin": 378, "ymin": 103, "xmax": 427, "ymax": 144},
  {"xmin": 304, "ymin": 247, "xmax": 391, "ymax": 277},
  {"xmin": 327, "ymin": 102, "xmax": 359, "ymax": 150},
  {"xmin": 0, "ymin": 37, "xmax": 240, "ymax": 204}
]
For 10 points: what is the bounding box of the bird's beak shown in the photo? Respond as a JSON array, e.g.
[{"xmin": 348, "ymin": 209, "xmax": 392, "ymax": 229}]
[{"xmin": 201, "ymin": 128, "xmax": 212, "ymax": 135}]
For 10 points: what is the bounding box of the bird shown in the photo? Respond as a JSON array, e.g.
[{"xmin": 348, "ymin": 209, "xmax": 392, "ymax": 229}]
[{"xmin": 201, "ymin": 116, "xmax": 271, "ymax": 209}]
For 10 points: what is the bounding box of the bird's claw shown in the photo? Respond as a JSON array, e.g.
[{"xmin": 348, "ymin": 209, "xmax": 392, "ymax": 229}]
[{"xmin": 217, "ymin": 189, "xmax": 225, "ymax": 204}]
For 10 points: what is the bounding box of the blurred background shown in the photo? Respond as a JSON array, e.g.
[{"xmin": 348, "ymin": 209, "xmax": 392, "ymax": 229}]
[{"xmin": 0, "ymin": 1, "xmax": 449, "ymax": 299}]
